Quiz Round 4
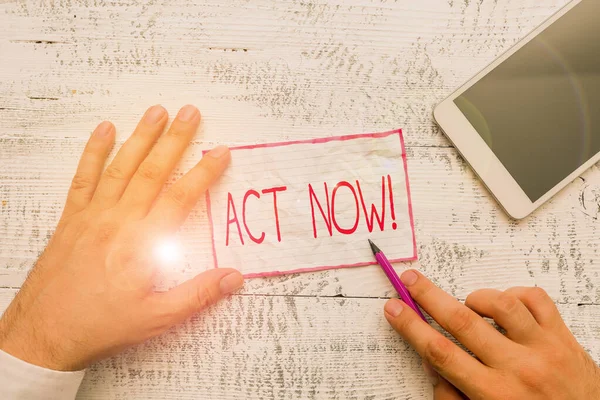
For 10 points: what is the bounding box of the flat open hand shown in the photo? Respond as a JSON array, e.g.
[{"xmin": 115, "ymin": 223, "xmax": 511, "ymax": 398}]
[
  {"xmin": 0, "ymin": 105, "xmax": 243, "ymax": 371},
  {"xmin": 384, "ymin": 270, "xmax": 600, "ymax": 400}
]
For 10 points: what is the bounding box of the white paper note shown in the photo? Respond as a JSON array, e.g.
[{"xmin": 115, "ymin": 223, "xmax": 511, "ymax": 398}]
[{"xmin": 205, "ymin": 129, "xmax": 417, "ymax": 278}]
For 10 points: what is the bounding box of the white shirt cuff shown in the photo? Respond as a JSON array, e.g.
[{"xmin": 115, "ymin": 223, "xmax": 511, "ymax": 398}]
[{"xmin": 0, "ymin": 350, "xmax": 85, "ymax": 400}]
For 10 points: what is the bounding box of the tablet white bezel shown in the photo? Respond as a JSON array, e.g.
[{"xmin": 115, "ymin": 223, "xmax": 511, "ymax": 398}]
[{"xmin": 433, "ymin": 0, "xmax": 600, "ymax": 219}]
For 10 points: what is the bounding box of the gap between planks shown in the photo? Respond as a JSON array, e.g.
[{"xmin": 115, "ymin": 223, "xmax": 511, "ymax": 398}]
[{"xmin": 1, "ymin": 288, "xmax": 600, "ymax": 308}]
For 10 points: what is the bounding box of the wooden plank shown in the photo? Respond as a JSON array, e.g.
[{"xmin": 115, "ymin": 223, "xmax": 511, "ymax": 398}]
[
  {"xmin": 1, "ymin": 289, "xmax": 599, "ymax": 399},
  {"xmin": 2, "ymin": 139, "xmax": 599, "ymax": 302},
  {"xmin": 0, "ymin": 0, "xmax": 569, "ymax": 148}
]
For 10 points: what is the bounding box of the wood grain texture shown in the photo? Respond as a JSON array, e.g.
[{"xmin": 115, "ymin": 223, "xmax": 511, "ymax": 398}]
[
  {"xmin": 2, "ymin": 138, "xmax": 599, "ymax": 302},
  {"xmin": 1, "ymin": 0, "xmax": 599, "ymax": 399},
  {"xmin": 1, "ymin": 289, "xmax": 600, "ymax": 400},
  {"xmin": 0, "ymin": 0, "xmax": 570, "ymax": 147}
]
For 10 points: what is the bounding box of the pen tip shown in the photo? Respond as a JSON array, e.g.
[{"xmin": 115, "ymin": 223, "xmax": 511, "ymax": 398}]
[{"xmin": 368, "ymin": 239, "xmax": 381, "ymax": 255}]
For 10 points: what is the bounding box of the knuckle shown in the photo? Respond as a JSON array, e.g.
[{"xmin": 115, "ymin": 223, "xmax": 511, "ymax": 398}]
[
  {"xmin": 81, "ymin": 146, "xmax": 101, "ymax": 160},
  {"xmin": 528, "ymin": 287, "xmax": 550, "ymax": 304},
  {"xmin": 167, "ymin": 184, "xmax": 191, "ymax": 208},
  {"xmin": 70, "ymin": 174, "xmax": 95, "ymax": 191},
  {"xmin": 494, "ymin": 292, "xmax": 520, "ymax": 316},
  {"xmin": 524, "ymin": 287, "xmax": 553, "ymax": 311},
  {"xmin": 95, "ymin": 221, "xmax": 118, "ymax": 244},
  {"xmin": 446, "ymin": 306, "xmax": 476, "ymax": 337},
  {"xmin": 61, "ymin": 216, "xmax": 89, "ymax": 236},
  {"xmin": 197, "ymin": 162, "xmax": 219, "ymax": 183},
  {"xmin": 167, "ymin": 126, "xmax": 191, "ymax": 138},
  {"xmin": 516, "ymin": 357, "xmax": 545, "ymax": 390},
  {"xmin": 423, "ymin": 336, "xmax": 454, "ymax": 370},
  {"xmin": 137, "ymin": 161, "xmax": 163, "ymax": 182},
  {"xmin": 392, "ymin": 313, "xmax": 416, "ymax": 334},
  {"xmin": 410, "ymin": 281, "xmax": 433, "ymax": 301},
  {"xmin": 195, "ymin": 285, "xmax": 217, "ymax": 311},
  {"xmin": 104, "ymin": 164, "xmax": 127, "ymax": 181},
  {"xmin": 474, "ymin": 376, "xmax": 509, "ymax": 400}
]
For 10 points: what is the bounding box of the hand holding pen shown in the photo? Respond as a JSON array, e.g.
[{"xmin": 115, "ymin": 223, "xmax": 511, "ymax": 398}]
[{"xmin": 369, "ymin": 240, "xmax": 600, "ymax": 400}]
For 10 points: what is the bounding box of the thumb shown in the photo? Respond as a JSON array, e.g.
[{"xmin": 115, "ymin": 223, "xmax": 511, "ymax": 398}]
[{"xmin": 154, "ymin": 268, "xmax": 244, "ymax": 325}]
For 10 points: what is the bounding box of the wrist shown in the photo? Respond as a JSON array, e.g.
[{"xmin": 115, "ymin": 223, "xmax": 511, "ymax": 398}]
[
  {"xmin": 0, "ymin": 332, "xmax": 70, "ymax": 372},
  {"xmin": 0, "ymin": 311, "xmax": 78, "ymax": 372}
]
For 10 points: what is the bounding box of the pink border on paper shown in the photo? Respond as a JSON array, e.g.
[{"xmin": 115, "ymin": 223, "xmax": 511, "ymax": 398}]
[{"xmin": 203, "ymin": 129, "xmax": 418, "ymax": 279}]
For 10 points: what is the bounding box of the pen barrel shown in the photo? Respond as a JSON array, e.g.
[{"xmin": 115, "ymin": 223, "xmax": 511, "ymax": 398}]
[{"xmin": 376, "ymin": 253, "xmax": 428, "ymax": 323}]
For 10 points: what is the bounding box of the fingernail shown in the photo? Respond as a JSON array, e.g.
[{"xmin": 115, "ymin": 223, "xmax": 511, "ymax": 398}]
[
  {"xmin": 177, "ymin": 105, "xmax": 199, "ymax": 122},
  {"xmin": 143, "ymin": 105, "xmax": 166, "ymax": 123},
  {"xmin": 422, "ymin": 361, "xmax": 439, "ymax": 386},
  {"xmin": 206, "ymin": 145, "xmax": 230, "ymax": 159},
  {"xmin": 219, "ymin": 271, "xmax": 244, "ymax": 295},
  {"xmin": 401, "ymin": 270, "xmax": 418, "ymax": 286},
  {"xmin": 384, "ymin": 298, "xmax": 404, "ymax": 317},
  {"xmin": 94, "ymin": 121, "xmax": 114, "ymax": 137}
]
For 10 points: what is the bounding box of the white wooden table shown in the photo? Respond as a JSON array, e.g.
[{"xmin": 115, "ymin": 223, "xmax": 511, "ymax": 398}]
[{"xmin": 1, "ymin": 0, "xmax": 599, "ymax": 398}]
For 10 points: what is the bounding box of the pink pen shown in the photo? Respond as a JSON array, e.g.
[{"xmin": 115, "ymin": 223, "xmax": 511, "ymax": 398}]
[{"xmin": 369, "ymin": 239, "xmax": 428, "ymax": 322}]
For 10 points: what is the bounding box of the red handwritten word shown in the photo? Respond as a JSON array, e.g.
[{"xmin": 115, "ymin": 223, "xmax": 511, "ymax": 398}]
[
  {"xmin": 226, "ymin": 186, "xmax": 287, "ymax": 246},
  {"xmin": 309, "ymin": 175, "xmax": 396, "ymax": 238},
  {"xmin": 224, "ymin": 175, "xmax": 397, "ymax": 245}
]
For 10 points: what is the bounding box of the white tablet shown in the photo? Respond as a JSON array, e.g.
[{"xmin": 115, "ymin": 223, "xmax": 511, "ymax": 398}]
[{"xmin": 434, "ymin": 0, "xmax": 599, "ymax": 219}]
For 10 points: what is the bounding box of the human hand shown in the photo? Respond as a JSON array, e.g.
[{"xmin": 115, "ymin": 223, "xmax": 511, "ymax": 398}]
[
  {"xmin": 384, "ymin": 270, "xmax": 600, "ymax": 400},
  {"xmin": 0, "ymin": 105, "xmax": 244, "ymax": 371}
]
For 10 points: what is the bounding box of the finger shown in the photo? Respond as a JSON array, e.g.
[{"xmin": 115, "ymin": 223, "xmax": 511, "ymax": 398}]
[
  {"xmin": 153, "ymin": 268, "xmax": 243, "ymax": 326},
  {"xmin": 399, "ymin": 270, "xmax": 513, "ymax": 365},
  {"xmin": 147, "ymin": 145, "xmax": 231, "ymax": 232},
  {"xmin": 119, "ymin": 105, "xmax": 201, "ymax": 217},
  {"xmin": 91, "ymin": 105, "xmax": 168, "ymax": 208},
  {"xmin": 384, "ymin": 298, "xmax": 491, "ymax": 397},
  {"xmin": 465, "ymin": 289, "xmax": 541, "ymax": 343},
  {"xmin": 62, "ymin": 121, "xmax": 115, "ymax": 218},
  {"xmin": 434, "ymin": 378, "xmax": 466, "ymax": 400},
  {"xmin": 504, "ymin": 287, "xmax": 566, "ymax": 331}
]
